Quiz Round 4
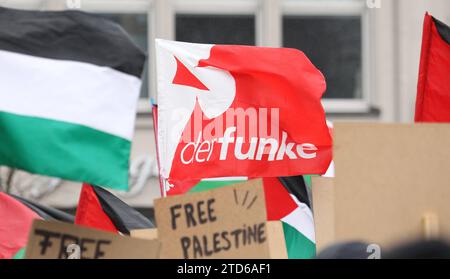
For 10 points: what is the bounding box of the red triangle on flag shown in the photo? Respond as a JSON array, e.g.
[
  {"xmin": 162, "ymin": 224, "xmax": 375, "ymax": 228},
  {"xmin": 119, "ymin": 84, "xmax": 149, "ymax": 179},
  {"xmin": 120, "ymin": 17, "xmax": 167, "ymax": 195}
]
[
  {"xmin": 172, "ymin": 56, "xmax": 209, "ymax": 91},
  {"xmin": 263, "ymin": 177, "xmax": 299, "ymax": 220},
  {"xmin": 75, "ymin": 184, "xmax": 118, "ymax": 233}
]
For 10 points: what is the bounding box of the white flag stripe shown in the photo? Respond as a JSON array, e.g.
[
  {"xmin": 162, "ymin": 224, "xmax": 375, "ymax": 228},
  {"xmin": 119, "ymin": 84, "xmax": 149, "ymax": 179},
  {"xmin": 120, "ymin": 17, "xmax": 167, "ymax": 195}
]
[
  {"xmin": 281, "ymin": 195, "xmax": 316, "ymax": 243},
  {"xmin": 0, "ymin": 50, "xmax": 140, "ymax": 140}
]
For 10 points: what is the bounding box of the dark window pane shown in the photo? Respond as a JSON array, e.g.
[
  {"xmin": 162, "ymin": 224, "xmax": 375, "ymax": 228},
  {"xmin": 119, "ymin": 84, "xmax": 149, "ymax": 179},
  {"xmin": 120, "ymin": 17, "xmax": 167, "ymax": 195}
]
[
  {"xmin": 283, "ymin": 16, "xmax": 362, "ymax": 99},
  {"xmin": 97, "ymin": 14, "xmax": 149, "ymax": 98},
  {"xmin": 176, "ymin": 14, "xmax": 255, "ymax": 45}
]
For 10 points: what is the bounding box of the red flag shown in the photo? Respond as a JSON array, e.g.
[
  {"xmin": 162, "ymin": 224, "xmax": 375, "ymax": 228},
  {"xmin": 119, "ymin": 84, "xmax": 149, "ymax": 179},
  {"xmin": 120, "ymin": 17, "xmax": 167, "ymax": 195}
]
[
  {"xmin": 0, "ymin": 193, "xmax": 41, "ymax": 259},
  {"xmin": 156, "ymin": 40, "xmax": 332, "ymax": 187},
  {"xmin": 75, "ymin": 184, "xmax": 117, "ymax": 233},
  {"xmin": 415, "ymin": 13, "xmax": 450, "ymax": 122},
  {"xmin": 262, "ymin": 177, "xmax": 298, "ymax": 220},
  {"xmin": 75, "ymin": 184, "xmax": 154, "ymax": 234}
]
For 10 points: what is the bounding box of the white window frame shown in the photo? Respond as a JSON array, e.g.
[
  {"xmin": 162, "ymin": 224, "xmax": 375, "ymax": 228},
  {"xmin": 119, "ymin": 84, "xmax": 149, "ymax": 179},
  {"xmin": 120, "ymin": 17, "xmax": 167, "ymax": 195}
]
[
  {"xmin": 282, "ymin": 0, "xmax": 373, "ymax": 114},
  {"xmin": 173, "ymin": 0, "xmax": 261, "ymax": 45}
]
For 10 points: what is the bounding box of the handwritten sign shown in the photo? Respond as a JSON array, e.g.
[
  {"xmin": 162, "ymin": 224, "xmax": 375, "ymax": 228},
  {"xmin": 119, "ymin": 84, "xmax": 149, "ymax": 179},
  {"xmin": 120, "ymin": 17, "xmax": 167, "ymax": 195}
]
[
  {"xmin": 154, "ymin": 179, "xmax": 286, "ymax": 259},
  {"xmin": 130, "ymin": 229, "xmax": 158, "ymax": 240},
  {"xmin": 25, "ymin": 220, "xmax": 160, "ymax": 259}
]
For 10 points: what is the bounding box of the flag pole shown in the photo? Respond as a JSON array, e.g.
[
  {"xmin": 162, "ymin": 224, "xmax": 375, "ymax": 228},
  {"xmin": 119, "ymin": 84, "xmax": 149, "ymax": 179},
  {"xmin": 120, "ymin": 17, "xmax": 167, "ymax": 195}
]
[{"xmin": 151, "ymin": 101, "xmax": 166, "ymax": 197}]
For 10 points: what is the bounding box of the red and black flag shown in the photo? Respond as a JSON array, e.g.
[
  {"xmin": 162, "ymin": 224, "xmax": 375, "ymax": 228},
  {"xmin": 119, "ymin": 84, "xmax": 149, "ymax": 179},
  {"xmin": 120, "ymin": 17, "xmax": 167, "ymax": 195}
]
[
  {"xmin": 0, "ymin": 192, "xmax": 75, "ymax": 259},
  {"xmin": 75, "ymin": 184, "xmax": 154, "ymax": 234},
  {"xmin": 415, "ymin": 13, "xmax": 450, "ymax": 122},
  {"xmin": 0, "ymin": 193, "xmax": 41, "ymax": 259}
]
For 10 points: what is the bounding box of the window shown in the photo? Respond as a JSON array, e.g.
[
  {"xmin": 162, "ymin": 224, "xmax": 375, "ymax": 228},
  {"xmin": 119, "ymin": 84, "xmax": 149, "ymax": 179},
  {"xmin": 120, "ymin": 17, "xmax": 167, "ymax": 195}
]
[
  {"xmin": 176, "ymin": 14, "xmax": 255, "ymax": 45},
  {"xmin": 282, "ymin": 0, "xmax": 371, "ymax": 113},
  {"xmin": 283, "ymin": 16, "xmax": 362, "ymax": 99},
  {"xmin": 174, "ymin": 0, "xmax": 258, "ymax": 46}
]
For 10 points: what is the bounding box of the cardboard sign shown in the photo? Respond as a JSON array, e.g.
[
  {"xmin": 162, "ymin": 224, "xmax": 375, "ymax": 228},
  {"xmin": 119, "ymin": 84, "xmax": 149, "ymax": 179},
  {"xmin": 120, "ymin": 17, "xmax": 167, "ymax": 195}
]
[
  {"xmin": 311, "ymin": 177, "xmax": 335, "ymax": 253},
  {"xmin": 130, "ymin": 229, "xmax": 158, "ymax": 240},
  {"xmin": 333, "ymin": 123, "xmax": 450, "ymax": 248},
  {"xmin": 25, "ymin": 220, "xmax": 160, "ymax": 259},
  {"xmin": 154, "ymin": 179, "xmax": 287, "ymax": 259}
]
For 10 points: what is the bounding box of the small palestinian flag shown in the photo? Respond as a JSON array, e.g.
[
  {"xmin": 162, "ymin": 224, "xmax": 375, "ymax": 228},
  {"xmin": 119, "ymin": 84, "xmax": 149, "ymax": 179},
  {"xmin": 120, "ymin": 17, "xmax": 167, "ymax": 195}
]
[
  {"xmin": 175, "ymin": 176, "xmax": 316, "ymax": 259},
  {"xmin": 3, "ymin": 194, "xmax": 76, "ymax": 259},
  {"xmin": 0, "ymin": 193, "xmax": 41, "ymax": 259},
  {"xmin": 75, "ymin": 184, "xmax": 155, "ymax": 234},
  {"xmin": 415, "ymin": 13, "xmax": 450, "ymax": 122},
  {"xmin": 0, "ymin": 7, "xmax": 146, "ymax": 190}
]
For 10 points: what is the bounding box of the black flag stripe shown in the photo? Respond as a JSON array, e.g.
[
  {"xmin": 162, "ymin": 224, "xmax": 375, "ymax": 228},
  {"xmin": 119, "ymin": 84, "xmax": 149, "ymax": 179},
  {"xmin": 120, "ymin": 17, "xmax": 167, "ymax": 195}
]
[
  {"xmin": 92, "ymin": 185, "xmax": 155, "ymax": 234},
  {"xmin": 0, "ymin": 7, "xmax": 146, "ymax": 78},
  {"xmin": 277, "ymin": 176, "xmax": 311, "ymax": 208},
  {"xmin": 434, "ymin": 17, "xmax": 450, "ymax": 45}
]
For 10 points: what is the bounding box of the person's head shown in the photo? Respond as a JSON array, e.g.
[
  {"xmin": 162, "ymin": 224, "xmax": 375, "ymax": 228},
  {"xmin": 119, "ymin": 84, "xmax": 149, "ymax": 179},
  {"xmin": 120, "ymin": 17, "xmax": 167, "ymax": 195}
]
[
  {"xmin": 316, "ymin": 239, "xmax": 450, "ymax": 259},
  {"xmin": 386, "ymin": 239, "xmax": 450, "ymax": 259},
  {"xmin": 316, "ymin": 241, "xmax": 372, "ymax": 259}
]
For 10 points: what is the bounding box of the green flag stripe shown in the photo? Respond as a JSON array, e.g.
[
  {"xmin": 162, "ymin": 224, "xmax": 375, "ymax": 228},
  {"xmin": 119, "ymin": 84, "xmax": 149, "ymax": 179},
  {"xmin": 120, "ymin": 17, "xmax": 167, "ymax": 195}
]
[
  {"xmin": 188, "ymin": 180, "xmax": 243, "ymax": 193},
  {"xmin": 12, "ymin": 247, "xmax": 26, "ymax": 259},
  {"xmin": 282, "ymin": 221, "xmax": 316, "ymax": 259},
  {"xmin": 303, "ymin": 175, "xmax": 316, "ymax": 189},
  {"xmin": 0, "ymin": 111, "xmax": 130, "ymax": 190}
]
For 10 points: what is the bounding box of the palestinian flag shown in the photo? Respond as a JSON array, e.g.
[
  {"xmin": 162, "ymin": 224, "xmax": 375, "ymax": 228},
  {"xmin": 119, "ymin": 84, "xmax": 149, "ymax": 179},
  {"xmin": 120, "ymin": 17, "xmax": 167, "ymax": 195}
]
[
  {"xmin": 3, "ymin": 194, "xmax": 76, "ymax": 259},
  {"xmin": 156, "ymin": 40, "xmax": 332, "ymax": 187},
  {"xmin": 0, "ymin": 7, "xmax": 146, "ymax": 190},
  {"xmin": 75, "ymin": 184, "xmax": 155, "ymax": 234},
  {"xmin": 0, "ymin": 193, "xmax": 42, "ymax": 259},
  {"xmin": 415, "ymin": 13, "xmax": 450, "ymax": 122},
  {"xmin": 265, "ymin": 177, "xmax": 315, "ymax": 259},
  {"xmin": 171, "ymin": 176, "xmax": 316, "ymax": 259}
]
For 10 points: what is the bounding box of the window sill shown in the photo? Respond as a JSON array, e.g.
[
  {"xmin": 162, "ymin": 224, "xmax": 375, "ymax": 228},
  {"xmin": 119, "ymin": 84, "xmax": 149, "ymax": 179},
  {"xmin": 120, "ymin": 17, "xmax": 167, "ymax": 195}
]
[{"xmin": 322, "ymin": 99, "xmax": 372, "ymax": 114}]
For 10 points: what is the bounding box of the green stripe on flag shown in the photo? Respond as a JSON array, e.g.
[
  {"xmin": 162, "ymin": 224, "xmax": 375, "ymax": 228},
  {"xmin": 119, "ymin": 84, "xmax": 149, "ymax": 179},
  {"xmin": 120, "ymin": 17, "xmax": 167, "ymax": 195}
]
[
  {"xmin": 0, "ymin": 111, "xmax": 130, "ymax": 190},
  {"xmin": 282, "ymin": 221, "xmax": 316, "ymax": 259},
  {"xmin": 12, "ymin": 247, "xmax": 26, "ymax": 259},
  {"xmin": 303, "ymin": 175, "xmax": 316, "ymax": 189},
  {"xmin": 189, "ymin": 180, "xmax": 243, "ymax": 193}
]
